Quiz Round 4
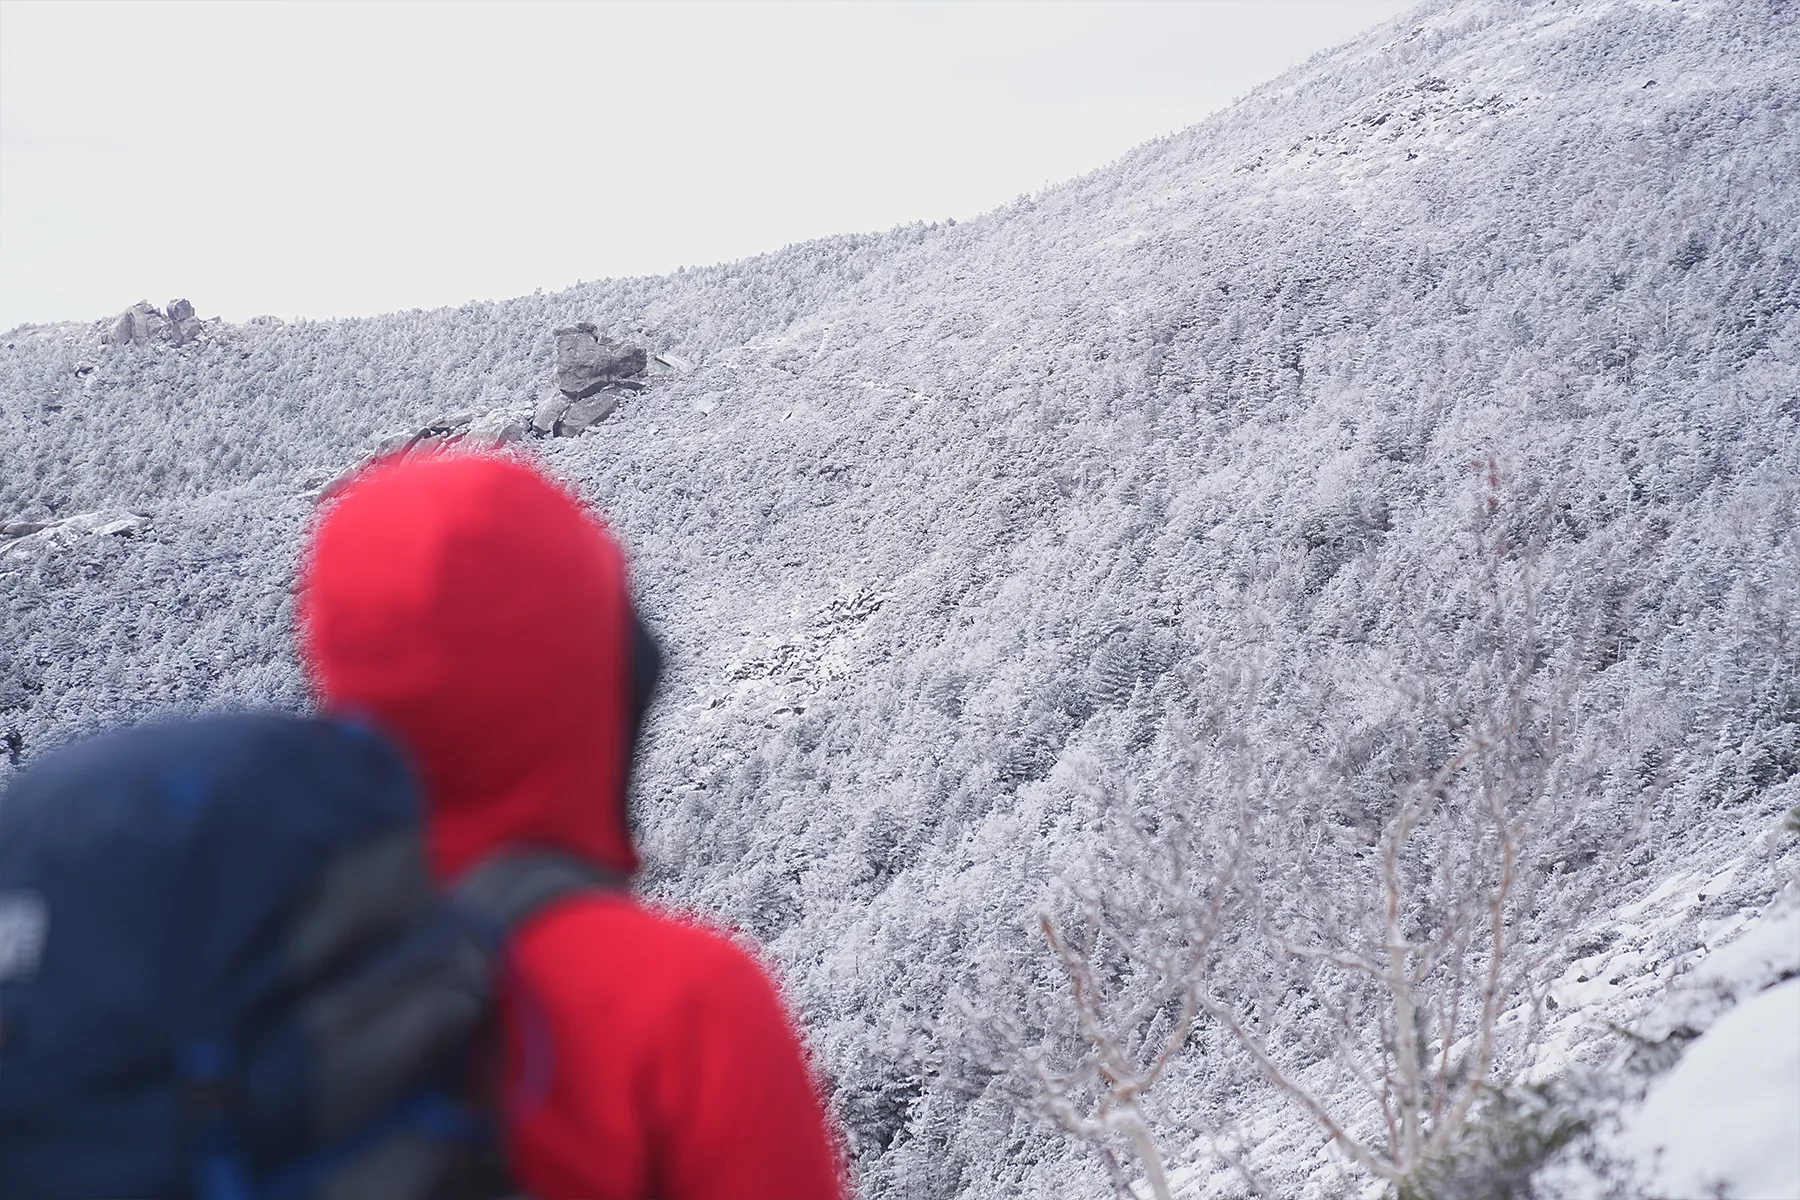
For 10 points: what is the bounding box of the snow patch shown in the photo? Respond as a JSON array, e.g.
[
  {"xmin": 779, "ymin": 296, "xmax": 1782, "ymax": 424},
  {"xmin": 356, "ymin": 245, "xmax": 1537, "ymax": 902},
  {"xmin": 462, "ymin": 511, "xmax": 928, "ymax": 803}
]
[{"xmin": 1618, "ymin": 977, "xmax": 1800, "ymax": 1199}]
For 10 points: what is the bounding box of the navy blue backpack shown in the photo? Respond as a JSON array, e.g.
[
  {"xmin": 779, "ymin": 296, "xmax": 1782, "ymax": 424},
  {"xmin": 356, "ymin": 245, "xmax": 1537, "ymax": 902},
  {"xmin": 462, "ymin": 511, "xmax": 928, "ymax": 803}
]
[{"xmin": 0, "ymin": 713, "xmax": 613, "ymax": 1200}]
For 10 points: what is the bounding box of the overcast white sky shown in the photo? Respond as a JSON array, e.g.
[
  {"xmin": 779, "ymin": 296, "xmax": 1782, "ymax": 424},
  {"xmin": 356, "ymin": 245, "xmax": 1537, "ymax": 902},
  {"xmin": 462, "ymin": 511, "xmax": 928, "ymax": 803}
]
[{"xmin": 0, "ymin": 0, "xmax": 1411, "ymax": 330}]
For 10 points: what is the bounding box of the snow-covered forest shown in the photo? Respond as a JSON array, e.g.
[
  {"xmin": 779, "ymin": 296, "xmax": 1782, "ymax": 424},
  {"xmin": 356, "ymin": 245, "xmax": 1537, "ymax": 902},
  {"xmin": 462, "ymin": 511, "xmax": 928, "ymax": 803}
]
[{"xmin": 3, "ymin": 0, "xmax": 1797, "ymax": 1194}]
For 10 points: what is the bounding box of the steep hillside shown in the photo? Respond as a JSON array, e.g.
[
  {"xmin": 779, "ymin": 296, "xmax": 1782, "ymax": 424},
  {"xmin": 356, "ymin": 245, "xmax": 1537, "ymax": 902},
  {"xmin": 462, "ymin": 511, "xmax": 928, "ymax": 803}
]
[{"xmin": 4, "ymin": 0, "xmax": 1798, "ymax": 1194}]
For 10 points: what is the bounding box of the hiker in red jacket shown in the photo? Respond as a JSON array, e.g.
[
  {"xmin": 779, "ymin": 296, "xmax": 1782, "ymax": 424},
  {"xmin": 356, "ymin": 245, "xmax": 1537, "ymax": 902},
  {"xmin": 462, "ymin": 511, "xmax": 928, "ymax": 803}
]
[{"xmin": 297, "ymin": 452, "xmax": 845, "ymax": 1200}]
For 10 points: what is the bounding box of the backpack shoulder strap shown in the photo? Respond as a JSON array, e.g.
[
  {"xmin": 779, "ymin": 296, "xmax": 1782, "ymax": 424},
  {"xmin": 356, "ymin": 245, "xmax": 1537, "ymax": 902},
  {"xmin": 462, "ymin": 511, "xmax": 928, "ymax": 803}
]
[{"xmin": 452, "ymin": 850, "xmax": 626, "ymax": 941}]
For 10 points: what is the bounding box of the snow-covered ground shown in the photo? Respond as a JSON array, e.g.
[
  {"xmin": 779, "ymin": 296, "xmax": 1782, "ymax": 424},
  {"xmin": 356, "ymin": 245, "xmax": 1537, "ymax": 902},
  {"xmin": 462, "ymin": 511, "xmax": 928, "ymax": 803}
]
[
  {"xmin": 1621, "ymin": 976, "xmax": 1800, "ymax": 1197},
  {"xmin": 1531, "ymin": 861, "xmax": 1800, "ymax": 1198}
]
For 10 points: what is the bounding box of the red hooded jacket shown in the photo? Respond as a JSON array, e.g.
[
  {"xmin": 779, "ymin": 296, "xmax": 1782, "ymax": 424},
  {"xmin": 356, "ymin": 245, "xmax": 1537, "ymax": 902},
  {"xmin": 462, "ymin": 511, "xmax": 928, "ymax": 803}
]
[{"xmin": 298, "ymin": 453, "xmax": 845, "ymax": 1200}]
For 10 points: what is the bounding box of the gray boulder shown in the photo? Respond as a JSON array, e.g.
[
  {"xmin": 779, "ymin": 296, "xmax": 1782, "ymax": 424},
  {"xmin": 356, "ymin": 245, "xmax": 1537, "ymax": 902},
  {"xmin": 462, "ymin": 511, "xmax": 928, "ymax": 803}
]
[
  {"xmin": 557, "ymin": 393, "xmax": 618, "ymax": 436},
  {"xmin": 167, "ymin": 299, "xmax": 203, "ymax": 346},
  {"xmin": 531, "ymin": 389, "xmax": 569, "ymax": 435},
  {"xmin": 465, "ymin": 410, "xmax": 526, "ymax": 446},
  {"xmin": 554, "ymin": 324, "xmax": 646, "ymax": 398},
  {"xmin": 104, "ymin": 301, "xmax": 167, "ymax": 347},
  {"xmin": 422, "ymin": 411, "xmax": 475, "ymax": 434}
]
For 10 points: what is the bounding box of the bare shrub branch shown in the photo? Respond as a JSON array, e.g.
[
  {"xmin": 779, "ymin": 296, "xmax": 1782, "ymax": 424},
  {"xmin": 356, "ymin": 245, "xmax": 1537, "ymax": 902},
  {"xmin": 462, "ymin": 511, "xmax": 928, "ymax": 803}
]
[{"xmin": 1006, "ymin": 479, "xmax": 1644, "ymax": 1193}]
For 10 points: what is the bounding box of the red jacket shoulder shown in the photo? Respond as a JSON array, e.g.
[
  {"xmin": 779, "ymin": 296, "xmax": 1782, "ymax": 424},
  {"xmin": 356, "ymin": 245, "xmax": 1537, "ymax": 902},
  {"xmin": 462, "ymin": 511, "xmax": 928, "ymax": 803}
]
[{"xmin": 498, "ymin": 894, "xmax": 845, "ymax": 1200}]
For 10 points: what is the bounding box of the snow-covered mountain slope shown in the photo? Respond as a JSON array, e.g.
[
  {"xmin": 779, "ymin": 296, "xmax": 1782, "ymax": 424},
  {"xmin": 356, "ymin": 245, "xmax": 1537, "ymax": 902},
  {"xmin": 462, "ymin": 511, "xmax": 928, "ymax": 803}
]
[{"xmin": 4, "ymin": 0, "xmax": 1798, "ymax": 1194}]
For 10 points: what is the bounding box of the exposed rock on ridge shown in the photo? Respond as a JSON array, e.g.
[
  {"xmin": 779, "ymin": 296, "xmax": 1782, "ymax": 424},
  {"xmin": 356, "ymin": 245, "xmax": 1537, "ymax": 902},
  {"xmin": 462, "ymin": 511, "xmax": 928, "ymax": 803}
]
[
  {"xmin": 103, "ymin": 300, "xmax": 205, "ymax": 348},
  {"xmin": 530, "ymin": 323, "xmax": 651, "ymax": 436},
  {"xmin": 0, "ymin": 510, "xmax": 151, "ymax": 566},
  {"xmin": 554, "ymin": 322, "xmax": 646, "ymax": 398}
]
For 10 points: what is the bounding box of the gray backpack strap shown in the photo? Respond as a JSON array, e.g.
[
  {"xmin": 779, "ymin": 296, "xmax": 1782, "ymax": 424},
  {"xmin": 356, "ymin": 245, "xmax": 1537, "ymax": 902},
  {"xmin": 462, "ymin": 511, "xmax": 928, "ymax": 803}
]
[{"xmin": 452, "ymin": 850, "xmax": 626, "ymax": 939}]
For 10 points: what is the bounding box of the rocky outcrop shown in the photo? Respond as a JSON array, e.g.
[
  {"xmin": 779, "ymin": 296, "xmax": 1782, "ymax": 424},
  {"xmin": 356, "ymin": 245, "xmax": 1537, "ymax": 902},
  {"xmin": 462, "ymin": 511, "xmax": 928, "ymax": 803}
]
[
  {"xmin": 103, "ymin": 300, "xmax": 205, "ymax": 348},
  {"xmin": 315, "ymin": 408, "xmax": 530, "ymax": 499},
  {"xmin": 366, "ymin": 408, "xmax": 529, "ymax": 461},
  {"xmin": 0, "ymin": 511, "xmax": 151, "ymax": 565},
  {"xmin": 554, "ymin": 324, "xmax": 646, "ymax": 399}
]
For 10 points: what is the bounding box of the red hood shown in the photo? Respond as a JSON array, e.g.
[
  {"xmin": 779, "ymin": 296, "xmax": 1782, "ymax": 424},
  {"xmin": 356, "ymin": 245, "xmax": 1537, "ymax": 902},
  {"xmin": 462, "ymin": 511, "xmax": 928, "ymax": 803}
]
[{"xmin": 298, "ymin": 453, "xmax": 639, "ymax": 880}]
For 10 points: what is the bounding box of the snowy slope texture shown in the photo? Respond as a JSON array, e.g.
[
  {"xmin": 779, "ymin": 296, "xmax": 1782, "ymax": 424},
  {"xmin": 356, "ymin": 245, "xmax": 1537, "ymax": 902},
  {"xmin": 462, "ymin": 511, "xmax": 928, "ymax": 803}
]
[{"xmin": 4, "ymin": 0, "xmax": 1799, "ymax": 1195}]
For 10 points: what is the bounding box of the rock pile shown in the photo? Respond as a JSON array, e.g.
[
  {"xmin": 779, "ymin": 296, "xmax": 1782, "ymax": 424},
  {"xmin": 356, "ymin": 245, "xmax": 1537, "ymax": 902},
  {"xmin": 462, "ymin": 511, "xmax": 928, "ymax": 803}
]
[
  {"xmin": 534, "ymin": 390, "xmax": 619, "ymax": 438},
  {"xmin": 531, "ymin": 324, "xmax": 648, "ymax": 437},
  {"xmin": 103, "ymin": 300, "xmax": 206, "ymax": 348}
]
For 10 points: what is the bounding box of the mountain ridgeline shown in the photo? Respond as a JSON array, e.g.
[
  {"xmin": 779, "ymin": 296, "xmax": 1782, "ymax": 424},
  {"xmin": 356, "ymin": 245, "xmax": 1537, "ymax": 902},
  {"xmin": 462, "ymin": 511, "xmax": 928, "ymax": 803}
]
[{"xmin": 3, "ymin": 1, "xmax": 1797, "ymax": 1195}]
